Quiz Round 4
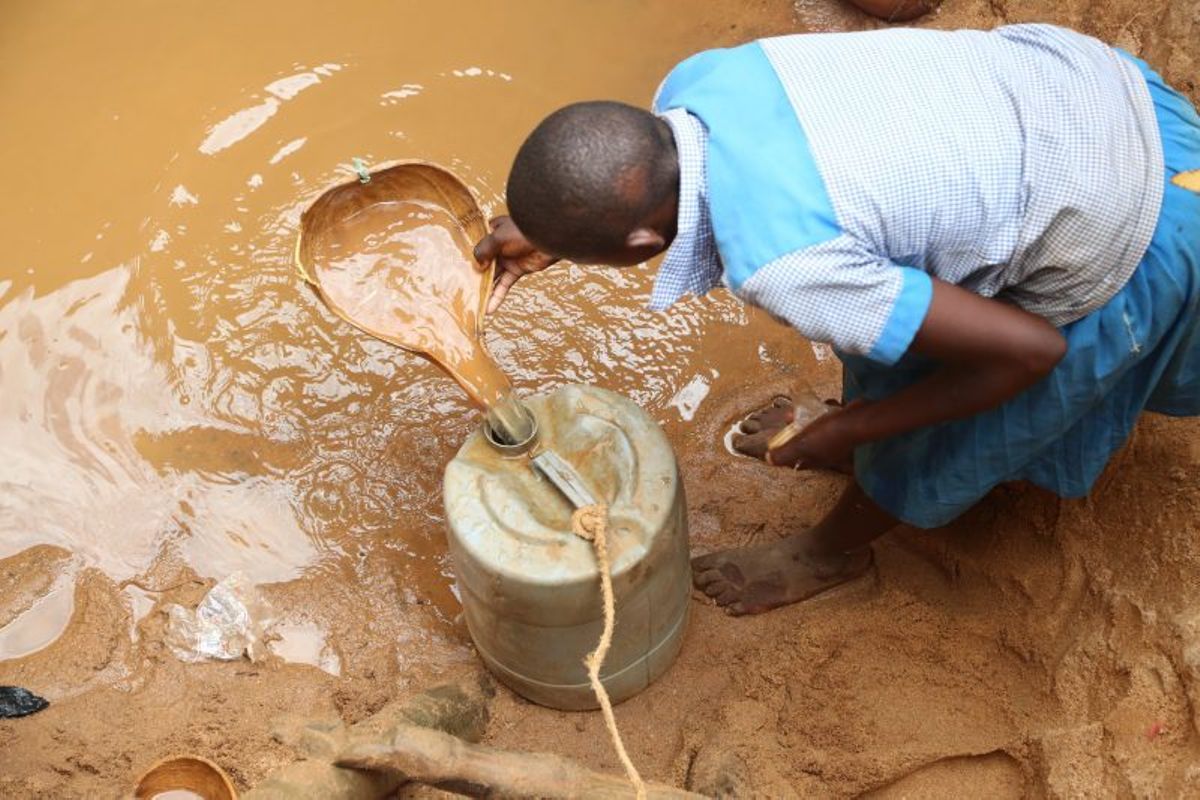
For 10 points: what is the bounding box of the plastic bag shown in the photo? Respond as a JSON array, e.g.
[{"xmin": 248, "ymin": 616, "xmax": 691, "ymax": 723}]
[
  {"xmin": 165, "ymin": 573, "xmax": 273, "ymax": 662},
  {"xmin": 0, "ymin": 686, "xmax": 49, "ymax": 718}
]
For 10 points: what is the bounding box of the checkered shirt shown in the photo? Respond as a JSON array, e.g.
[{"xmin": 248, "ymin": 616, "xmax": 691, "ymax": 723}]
[
  {"xmin": 649, "ymin": 108, "xmax": 722, "ymax": 311},
  {"xmin": 650, "ymin": 24, "xmax": 1163, "ymax": 362}
]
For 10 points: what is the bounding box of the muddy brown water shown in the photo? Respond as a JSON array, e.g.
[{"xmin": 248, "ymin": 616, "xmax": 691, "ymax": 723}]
[
  {"xmin": 0, "ymin": 1, "xmax": 813, "ymax": 667},
  {"xmin": 6, "ymin": 1, "xmax": 1200, "ymax": 797}
]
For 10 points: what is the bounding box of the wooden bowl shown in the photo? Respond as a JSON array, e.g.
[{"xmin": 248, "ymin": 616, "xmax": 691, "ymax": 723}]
[
  {"xmin": 294, "ymin": 160, "xmax": 493, "ymax": 349},
  {"xmin": 133, "ymin": 755, "xmax": 237, "ymax": 800}
]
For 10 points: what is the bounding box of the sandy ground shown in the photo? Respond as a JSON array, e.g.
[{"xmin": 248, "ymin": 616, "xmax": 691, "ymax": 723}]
[{"xmin": 3, "ymin": 0, "xmax": 1200, "ymax": 797}]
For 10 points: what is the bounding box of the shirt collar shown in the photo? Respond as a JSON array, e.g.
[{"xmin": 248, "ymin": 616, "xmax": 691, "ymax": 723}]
[{"xmin": 648, "ymin": 108, "xmax": 722, "ymax": 311}]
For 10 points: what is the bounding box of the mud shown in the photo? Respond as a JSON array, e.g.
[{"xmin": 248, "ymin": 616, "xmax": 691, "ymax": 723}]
[{"xmin": 2, "ymin": 0, "xmax": 1199, "ymax": 797}]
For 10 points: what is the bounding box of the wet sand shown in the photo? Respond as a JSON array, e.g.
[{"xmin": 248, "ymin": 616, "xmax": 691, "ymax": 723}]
[{"xmin": 3, "ymin": 0, "xmax": 1200, "ymax": 796}]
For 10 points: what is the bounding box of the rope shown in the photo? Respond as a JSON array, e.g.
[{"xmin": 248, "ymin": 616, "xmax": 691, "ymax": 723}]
[
  {"xmin": 570, "ymin": 504, "xmax": 648, "ymax": 800},
  {"xmin": 352, "ymin": 157, "xmax": 371, "ymax": 184}
]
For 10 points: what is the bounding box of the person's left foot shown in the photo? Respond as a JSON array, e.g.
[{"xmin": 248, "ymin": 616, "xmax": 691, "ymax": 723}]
[
  {"xmin": 730, "ymin": 395, "xmax": 795, "ymax": 460},
  {"xmin": 692, "ymin": 530, "xmax": 873, "ymax": 615}
]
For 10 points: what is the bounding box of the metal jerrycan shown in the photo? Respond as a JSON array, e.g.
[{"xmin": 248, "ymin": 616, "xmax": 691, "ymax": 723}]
[{"xmin": 444, "ymin": 384, "xmax": 691, "ymax": 710}]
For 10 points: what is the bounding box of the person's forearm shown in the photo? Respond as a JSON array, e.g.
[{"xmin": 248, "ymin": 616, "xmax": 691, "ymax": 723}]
[
  {"xmin": 842, "ymin": 357, "xmax": 1057, "ymax": 446},
  {"xmin": 837, "ymin": 278, "xmax": 1069, "ymax": 446}
]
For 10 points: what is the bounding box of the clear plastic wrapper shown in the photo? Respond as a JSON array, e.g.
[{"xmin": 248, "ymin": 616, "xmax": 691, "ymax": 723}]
[{"xmin": 165, "ymin": 573, "xmax": 273, "ymax": 663}]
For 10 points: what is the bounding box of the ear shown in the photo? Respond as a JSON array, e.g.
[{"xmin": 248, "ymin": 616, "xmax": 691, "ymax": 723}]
[{"xmin": 625, "ymin": 227, "xmax": 666, "ymax": 251}]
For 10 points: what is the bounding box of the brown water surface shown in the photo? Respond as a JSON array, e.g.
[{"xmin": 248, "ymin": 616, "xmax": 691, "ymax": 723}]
[
  {"xmin": 0, "ymin": 0, "xmax": 811, "ymax": 668},
  {"xmin": 7, "ymin": 3, "xmax": 1200, "ymax": 798}
]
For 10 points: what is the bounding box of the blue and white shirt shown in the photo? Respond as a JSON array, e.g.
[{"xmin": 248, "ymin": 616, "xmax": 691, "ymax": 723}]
[{"xmin": 650, "ymin": 24, "xmax": 1163, "ymax": 364}]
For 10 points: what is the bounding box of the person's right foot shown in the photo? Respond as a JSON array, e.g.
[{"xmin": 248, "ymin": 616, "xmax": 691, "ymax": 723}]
[{"xmin": 692, "ymin": 531, "xmax": 873, "ymax": 615}]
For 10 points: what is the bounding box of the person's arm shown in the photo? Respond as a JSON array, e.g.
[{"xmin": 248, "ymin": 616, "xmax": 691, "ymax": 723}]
[
  {"xmin": 769, "ymin": 279, "xmax": 1067, "ymax": 468},
  {"xmin": 472, "ymin": 216, "xmax": 559, "ymax": 314}
]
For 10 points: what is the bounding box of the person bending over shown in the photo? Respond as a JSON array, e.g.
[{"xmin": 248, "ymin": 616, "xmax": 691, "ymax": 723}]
[{"xmin": 474, "ymin": 24, "xmax": 1200, "ymax": 615}]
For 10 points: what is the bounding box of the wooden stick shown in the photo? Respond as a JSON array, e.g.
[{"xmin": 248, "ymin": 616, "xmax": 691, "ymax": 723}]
[
  {"xmin": 335, "ymin": 722, "xmax": 706, "ymax": 800},
  {"xmin": 243, "ymin": 673, "xmax": 493, "ymax": 800}
]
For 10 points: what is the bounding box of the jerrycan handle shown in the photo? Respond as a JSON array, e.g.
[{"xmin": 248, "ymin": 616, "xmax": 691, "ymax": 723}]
[
  {"xmin": 531, "ymin": 450, "xmax": 598, "ymax": 509},
  {"xmin": 480, "ymin": 398, "xmax": 597, "ymax": 509}
]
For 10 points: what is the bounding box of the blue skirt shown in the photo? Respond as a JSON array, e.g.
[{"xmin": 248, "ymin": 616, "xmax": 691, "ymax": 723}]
[{"xmin": 844, "ymin": 55, "xmax": 1200, "ymax": 529}]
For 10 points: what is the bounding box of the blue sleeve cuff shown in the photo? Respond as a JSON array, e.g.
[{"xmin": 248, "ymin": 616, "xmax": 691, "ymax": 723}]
[{"xmin": 866, "ymin": 267, "xmax": 933, "ymax": 365}]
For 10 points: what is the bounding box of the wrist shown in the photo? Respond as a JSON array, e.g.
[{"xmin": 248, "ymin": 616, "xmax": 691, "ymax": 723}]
[{"xmin": 838, "ymin": 401, "xmax": 875, "ymax": 447}]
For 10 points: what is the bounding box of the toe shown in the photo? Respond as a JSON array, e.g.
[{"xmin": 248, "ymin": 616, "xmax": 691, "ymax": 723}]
[
  {"xmin": 694, "ymin": 568, "xmax": 728, "ymax": 591},
  {"xmin": 726, "ymin": 595, "xmax": 775, "ymax": 616},
  {"xmin": 732, "ymin": 432, "xmax": 768, "ymax": 459},
  {"xmin": 691, "ymin": 551, "xmax": 722, "ymax": 572},
  {"xmin": 740, "ymin": 418, "xmax": 762, "ymax": 434},
  {"xmin": 715, "ymin": 586, "xmax": 742, "ymax": 606}
]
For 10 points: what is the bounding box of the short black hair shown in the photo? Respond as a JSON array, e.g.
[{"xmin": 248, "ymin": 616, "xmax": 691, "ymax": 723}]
[{"xmin": 506, "ymin": 101, "xmax": 678, "ymax": 260}]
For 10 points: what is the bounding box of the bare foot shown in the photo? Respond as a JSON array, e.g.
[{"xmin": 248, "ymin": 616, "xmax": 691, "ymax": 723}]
[
  {"xmin": 730, "ymin": 395, "xmax": 854, "ymax": 474},
  {"xmin": 730, "ymin": 396, "xmax": 794, "ymax": 460},
  {"xmin": 692, "ymin": 531, "xmax": 872, "ymax": 615}
]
